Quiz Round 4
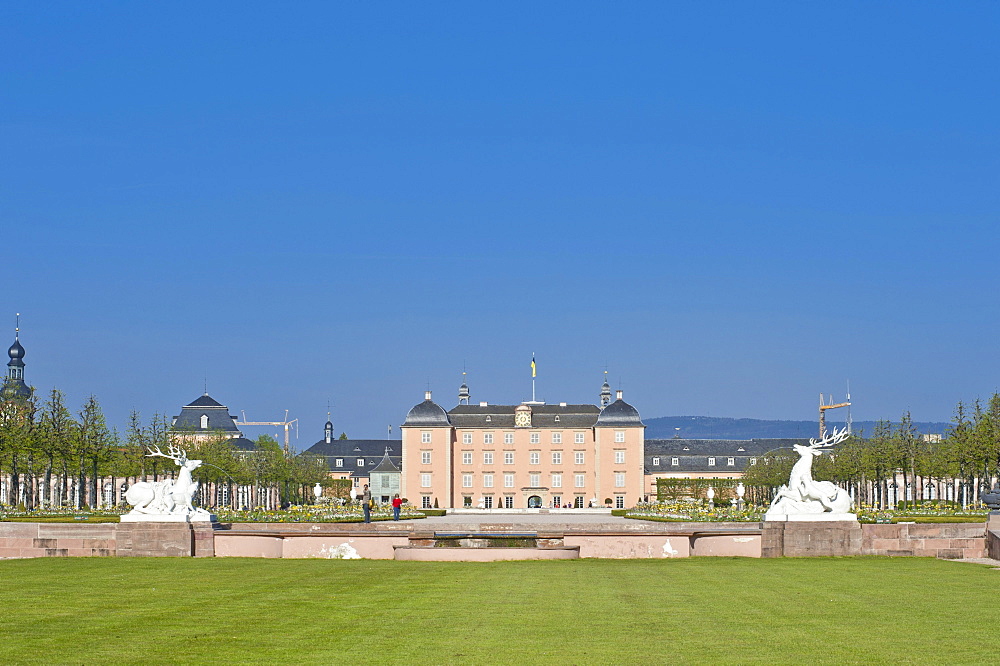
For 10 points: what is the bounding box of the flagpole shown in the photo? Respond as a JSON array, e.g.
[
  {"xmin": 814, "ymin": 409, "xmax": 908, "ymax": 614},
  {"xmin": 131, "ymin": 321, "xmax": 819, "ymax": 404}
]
[{"xmin": 531, "ymin": 352, "xmax": 536, "ymax": 402}]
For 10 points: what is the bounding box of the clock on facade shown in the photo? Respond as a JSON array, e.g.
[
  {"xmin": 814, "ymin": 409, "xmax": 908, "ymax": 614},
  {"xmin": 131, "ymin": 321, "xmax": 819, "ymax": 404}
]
[{"xmin": 514, "ymin": 407, "xmax": 531, "ymax": 428}]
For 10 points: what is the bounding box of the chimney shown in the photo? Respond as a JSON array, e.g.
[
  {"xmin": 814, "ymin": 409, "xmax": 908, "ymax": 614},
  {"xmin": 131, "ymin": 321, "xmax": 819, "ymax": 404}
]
[
  {"xmin": 616, "ymin": 390, "xmax": 623, "ymax": 401},
  {"xmin": 425, "ymin": 390, "xmax": 432, "ymax": 401}
]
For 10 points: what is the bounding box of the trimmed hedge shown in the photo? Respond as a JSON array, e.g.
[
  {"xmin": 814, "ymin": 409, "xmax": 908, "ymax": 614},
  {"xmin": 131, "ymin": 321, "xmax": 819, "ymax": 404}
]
[{"xmin": 418, "ymin": 509, "xmax": 448, "ymax": 517}]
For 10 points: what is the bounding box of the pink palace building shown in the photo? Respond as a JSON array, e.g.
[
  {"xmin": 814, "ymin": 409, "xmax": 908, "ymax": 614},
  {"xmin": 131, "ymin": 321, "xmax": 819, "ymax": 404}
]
[{"xmin": 400, "ymin": 377, "xmax": 645, "ymax": 510}]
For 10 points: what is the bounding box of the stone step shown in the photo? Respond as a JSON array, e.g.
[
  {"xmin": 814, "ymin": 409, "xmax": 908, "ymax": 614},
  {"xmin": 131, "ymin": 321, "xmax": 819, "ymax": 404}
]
[{"xmin": 394, "ymin": 545, "xmax": 579, "ymax": 561}]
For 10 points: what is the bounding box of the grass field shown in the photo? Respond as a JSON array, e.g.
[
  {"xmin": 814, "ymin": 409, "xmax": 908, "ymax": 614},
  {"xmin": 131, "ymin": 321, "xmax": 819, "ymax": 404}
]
[{"xmin": 1, "ymin": 557, "xmax": 996, "ymax": 664}]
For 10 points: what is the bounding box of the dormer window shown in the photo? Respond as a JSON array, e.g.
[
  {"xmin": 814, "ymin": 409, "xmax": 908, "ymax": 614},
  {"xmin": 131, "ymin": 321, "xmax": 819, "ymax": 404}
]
[
  {"xmin": 554, "ymin": 415, "xmax": 560, "ymax": 422},
  {"xmin": 357, "ymin": 458, "xmax": 365, "ymax": 466},
  {"xmin": 486, "ymin": 415, "xmax": 492, "ymax": 422},
  {"xmin": 200, "ymin": 414, "xmax": 209, "ymax": 429}
]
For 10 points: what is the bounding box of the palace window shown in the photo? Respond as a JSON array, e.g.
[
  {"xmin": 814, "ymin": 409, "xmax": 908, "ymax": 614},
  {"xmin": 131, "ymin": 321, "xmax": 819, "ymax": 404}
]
[
  {"xmin": 483, "ymin": 474, "xmax": 494, "ymax": 488},
  {"xmin": 575, "ymin": 433, "xmax": 585, "ymax": 444},
  {"xmin": 421, "ymin": 474, "xmax": 431, "ymax": 488},
  {"xmin": 484, "ymin": 452, "xmax": 493, "ymax": 465},
  {"xmin": 421, "ymin": 431, "xmax": 431, "ymax": 443},
  {"xmin": 728, "ymin": 457, "xmax": 735, "ymax": 466},
  {"xmin": 671, "ymin": 457, "xmax": 679, "ymax": 466},
  {"xmin": 335, "ymin": 458, "xmax": 343, "ymax": 468},
  {"xmin": 750, "ymin": 458, "xmax": 757, "ymax": 465},
  {"xmin": 462, "ymin": 474, "xmax": 473, "ymax": 488},
  {"xmin": 357, "ymin": 458, "xmax": 365, "ymax": 466},
  {"xmin": 551, "ymin": 452, "xmax": 562, "ymax": 465},
  {"xmin": 614, "ymin": 473, "xmax": 625, "ymax": 488},
  {"xmin": 463, "ymin": 496, "xmax": 472, "ymax": 507},
  {"xmin": 615, "ymin": 450, "xmax": 625, "ymax": 464},
  {"xmin": 463, "ymin": 433, "xmax": 472, "ymax": 444},
  {"xmin": 552, "ymin": 432, "xmax": 562, "ymax": 444},
  {"xmin": 530, "ymin": 432, "xmax": 540, "ymax": 444},
  {"xmin": 708, "ymin": 457, "xmax": 716, "ymax": 466},
  {"xmin": 552, "ymin": 495, "xmax": 562, "ymax": 507},
  {"xmin": 652, "ymin": 457, "xmax": 660, "ymax": 466},
  {"xmin": 575, "ymin": 474, "xmax": 585, "ymax": 488},
  {"xmin": 504, "ymin": 451, "xmax": 514, "ymax": 465},
  {"xmin": 504, "ymin": 473, "xmax": 514, "ymax": 488},
  {"xmin": 200, "ymin": 414, "xmax": 209, "ymax": 429},
  {"xmin": 575, "ymin": 496, "xmax": 585, "ymax": 508},
  {"xmin": 575, "ymin": 451, "xmax": 585, "ymax": 465},
  {"xmin": 421, "ymin": 451, "xmax": 431, "ymax": 465},
  {"xmin": 529, "ymin": 451, "xmax": 540, "ymax": 465},
  {"xmin": 615, "ymin": 431, "xmax": 625, "ymax": 443},
  {"xmin": 483, "ymin": 496, "xmax": 493, "ymax": 509},
  {"xmin": 552, "ymin": 473, "xmax": 562, "ymax": 488},
  {"xmin": 422, "ymin": 496, "xmax": 432, "ymax": 508},
  {"xmin": 504, "ymin": 496, "xmax": 514, "ymax": 509},
  {"xmin": 462, "ymin": 452, "xmax": 473, "ymax": 465},
  {"xmin": 504, "ymin": 433, "xmax": 514, "ymax": 445},
  {"xmin": 484, "ymin": 433, "xmax": 494, "ymax": 445},
  {"xmin": 615, "ymin": 496, "xmax": 625, "ymax": 509},
  {"xmin": 529, "ymin": 473, "xmax": 540, "ymax": 487}
]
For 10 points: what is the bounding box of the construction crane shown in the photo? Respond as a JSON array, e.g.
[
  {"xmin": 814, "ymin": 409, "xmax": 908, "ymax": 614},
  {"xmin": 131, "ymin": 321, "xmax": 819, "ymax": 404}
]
[
  {"xmin": 819, "ymin": 393, "xmax": 851, "ymax": 438},
  {"xmin": 235, "ymin": 410, "xmax": 298, "ymax": 452}
]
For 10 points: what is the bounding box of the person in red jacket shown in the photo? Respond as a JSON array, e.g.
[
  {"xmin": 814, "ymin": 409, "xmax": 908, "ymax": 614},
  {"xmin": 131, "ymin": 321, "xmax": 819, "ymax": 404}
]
[{"xmin": 391, "ymin": 494, "xmax": 403, "ymax": 521}]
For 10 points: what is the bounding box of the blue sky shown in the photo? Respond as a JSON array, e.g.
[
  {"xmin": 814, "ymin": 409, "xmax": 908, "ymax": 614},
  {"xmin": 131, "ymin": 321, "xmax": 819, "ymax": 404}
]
[{"xmin": 3, "ymin": 2, "xmax": 998, "ymax": 444}]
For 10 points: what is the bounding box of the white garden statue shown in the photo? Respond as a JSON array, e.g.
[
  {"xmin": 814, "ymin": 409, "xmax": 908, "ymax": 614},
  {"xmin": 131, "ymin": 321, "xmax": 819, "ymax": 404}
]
[
  {"xmin": 121, "ymin": 444, "xmax": 216, "ymax": 522},
  {"xmin": 764, "ymin": 427, "xmax": 856, "ymax": 521}
]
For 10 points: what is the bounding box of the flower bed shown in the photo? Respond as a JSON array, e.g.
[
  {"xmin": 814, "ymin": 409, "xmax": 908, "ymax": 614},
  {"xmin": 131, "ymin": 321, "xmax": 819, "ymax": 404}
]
[
  {"xmin": 1, "ymin": 503, "xmax": 426, "ymax": 523},
  {"xmin": 626, "ymin": 501, "xmax": 988, "ymax": 524}
]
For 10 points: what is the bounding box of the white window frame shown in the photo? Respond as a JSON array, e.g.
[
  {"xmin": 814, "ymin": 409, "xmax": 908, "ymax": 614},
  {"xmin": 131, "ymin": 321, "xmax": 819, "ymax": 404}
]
[
  {"xmin": 529, "ymin": 451, "xmax": 540, "ymax": 466},
  {"xmin": 529, "ymin": 473, "xmax": 540, "ymax": 487},
  {"xmin": 728, "ymin": 457, "xmax": 735, "ymax": 466},
  {"xmin": 614, "ymin": 450, "xmax": 625, "ymax": 464},
  {"xmin": 708, "ymin": 457, "xmax": 716, "ymax": 466},
  {"xmin": 357, "ymin": 458, "xmax": 365, "ymax": 467},
  {"xmin": 421, "ymin": 431, "xmax": 431, "ymax": 443},
  {"xmin": 504, "ymin": 473, "xmax": 514, "ymax": 488},
  {"xmin": 462, "ymin": 474, "xmax": 473, "ymax": 488},
  {"xmin": 614, "ymin": 431, "xmax": 625, "ymax": 443},
  {"xmin": 530, "ymin": 432, "xmax": 540, "ymax": 444},
  {"xmin": 552, "ymin": 432, "xmax": 562, "ymax": 444},
  {"xmin": 484, "ymin": 433, "xmax": 494, "ymax": 445},
  {"xmin": 551, "ymin": 473, "xmax": 562, "ymax": 488},
  {"xmin": 575, "ymin": 433, "xmax": 585, "ymax": 444},
  {"xmin": 551, "ymin": 451, "xmax": 562, "ymax": 465},
  {"xmin": 462, "ymin": 433, "xmax": 473, "ymax": 445},
  {"xmin": 462, "ymin": 452, "xmax": 473, "ymax": 465},
  {"xmin": 575, "ymin": 451, "xmax": 584, "ymax": 465},
  {"xmin": 671, "ymin": 457, "xmax": 679, "ymax": 466},
  {"xmin": 421, "ymin": 473, "xmax": 431, "ymax": 488},
  {"xmin": 421, "ymin": 451, "xmax": 431, "ymax": 465},
  {"xmin": 575, "ymin": 474, "xmax": 585, "ymax": 488},
  {"xmin": 335, "ymin": 458, "xmax": 343, "ymax": 468},
  {"xmin": 504, "ymin": 433, "xmax": 514, "ymax": 444},
  {"xmin": 614, "ymin": 473, "xmax": 625, "ymax": 488},
  {"xmin": 483, "ymin": 474, "xmax": 494, "ymax": 488},
  {"xmin": 421, "ymin": 496, "xmax": 431, "ymax": 508},
  {"xmin": 504, "ymin": 451, "xmax": 514, "ymax": 465},
  {"xmin": 483, "ymin": 451, "xmax": 494, "ymax": 465},
  {"xmin": 652, "ymin": 457, "xmax": 660, "ymax": 466},
  {"xmin": 615, "ymin": 496, "xmax": 625, "ymax": 509}
]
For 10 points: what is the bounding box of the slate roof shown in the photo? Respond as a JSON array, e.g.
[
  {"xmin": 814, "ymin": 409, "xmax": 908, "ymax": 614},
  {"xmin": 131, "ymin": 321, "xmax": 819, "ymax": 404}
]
[
  {"xmin": 644, "ymin": 438, "xmax": 808, "ymax": 473},
  {"xmin": 304, "ymin": 439, "xmax": 402, "ymax": 476},
  {"xmin": 596, "ymin": 398, "xmax": 644, "ymax": 427},
  {"xmin": 404, "ymin": 398, "xmax": 451, "ymax": 426},
  {"xmin": 171, "ymin": 393, "xmax": 242, "ymax": 433},
  {"xmin": 229, "ymin": 437, "xmax": 259, "ymax": 451},
  {"xmin": 447, "ymin": 404, "xmax": 600, "ymax": 428}
]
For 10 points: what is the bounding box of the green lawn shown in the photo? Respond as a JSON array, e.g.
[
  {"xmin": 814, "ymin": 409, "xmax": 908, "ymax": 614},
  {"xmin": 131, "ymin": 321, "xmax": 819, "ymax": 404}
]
[{"xmin": 1, "ymin": 557, "xmax": 996, "ymax": 664}]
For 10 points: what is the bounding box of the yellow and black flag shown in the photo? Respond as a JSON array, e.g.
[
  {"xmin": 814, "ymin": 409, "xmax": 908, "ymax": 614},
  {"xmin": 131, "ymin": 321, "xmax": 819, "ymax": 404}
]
[{"xmin": 531, "ymin": 354, "xmax": 537, "ymax": 378}]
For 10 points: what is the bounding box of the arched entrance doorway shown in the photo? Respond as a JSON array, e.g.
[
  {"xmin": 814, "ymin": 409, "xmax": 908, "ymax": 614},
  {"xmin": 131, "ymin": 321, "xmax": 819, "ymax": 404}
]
[{"xmin": 527, "ymin": 495, "xmax": 542, "ymax": 508}]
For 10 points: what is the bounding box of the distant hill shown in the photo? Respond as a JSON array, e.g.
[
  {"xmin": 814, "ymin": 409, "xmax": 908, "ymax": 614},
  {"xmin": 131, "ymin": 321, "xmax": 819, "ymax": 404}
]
[{"xmin": 643, "ymin": 415, "xmax": 953, "ymax": 440}]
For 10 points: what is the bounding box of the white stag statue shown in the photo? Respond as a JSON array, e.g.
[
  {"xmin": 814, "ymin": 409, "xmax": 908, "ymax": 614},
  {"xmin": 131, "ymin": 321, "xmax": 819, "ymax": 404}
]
[
  {"xmin": 764, "ymin": 427, "xmax": 855, "ymax": 521},
  {"xmin": 121, "ymin": 444, "xmax": 215, "ymax": 522}
]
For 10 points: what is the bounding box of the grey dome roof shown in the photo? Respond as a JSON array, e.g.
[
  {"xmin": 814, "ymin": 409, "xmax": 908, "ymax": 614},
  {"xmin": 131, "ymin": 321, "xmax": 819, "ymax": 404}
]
[
  {"xmin": 596, "ymin": 398, "xmax": 644, "ymax": 427},
  {"xmin": 404, "ymin": 398, "xmax": 450, "ymax": 426},
  {"xmin": 8, "ymin": 338, "xmax": 24, "ymax": 361}
]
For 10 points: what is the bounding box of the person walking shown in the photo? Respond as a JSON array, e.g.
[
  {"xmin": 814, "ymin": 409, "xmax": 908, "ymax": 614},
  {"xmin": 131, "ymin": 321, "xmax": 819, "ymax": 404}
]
[
  {"xmin": 391, "ymin": 494, "xmax": 402, "ymax": 521},
  {"xmin": 362, "ymin": 484, "xmax": 372, "ymax": 523}
]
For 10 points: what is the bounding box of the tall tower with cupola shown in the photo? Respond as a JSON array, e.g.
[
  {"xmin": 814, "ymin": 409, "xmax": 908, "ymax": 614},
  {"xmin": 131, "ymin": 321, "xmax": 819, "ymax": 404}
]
[{"xmin": 3, "ymin": 314, "xmax": 31, "ymax": 401}]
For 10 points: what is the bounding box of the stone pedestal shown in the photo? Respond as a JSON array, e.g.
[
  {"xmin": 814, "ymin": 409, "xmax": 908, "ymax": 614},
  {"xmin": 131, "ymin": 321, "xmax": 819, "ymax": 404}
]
[
  {"xmin": 987, "ymin": 512, "xmax": 1000, "ymax": 560},
  {"xmin": 761, "ymin": 519, "xmax": 862, "ymax": 558}
]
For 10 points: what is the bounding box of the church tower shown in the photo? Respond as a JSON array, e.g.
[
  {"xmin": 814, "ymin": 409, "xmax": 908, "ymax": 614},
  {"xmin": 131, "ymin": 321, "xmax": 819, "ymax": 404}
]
[
  {"xmin": 3, "ymin": 314, "xmax": 30, "ymax": 401},
  {"xmin": 458, "ymin": 371, "xmax": 470, "ymax": 405}
]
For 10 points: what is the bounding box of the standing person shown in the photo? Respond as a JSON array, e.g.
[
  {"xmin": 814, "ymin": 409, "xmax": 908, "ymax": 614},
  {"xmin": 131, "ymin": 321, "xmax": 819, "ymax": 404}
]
[
  {"xmin": 391, "ymin": 494, "xmax": 402, "ymax": 521},
  {"xmin": 362, "ymin": 484, "xmax": 372, "ymax": 523}
]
